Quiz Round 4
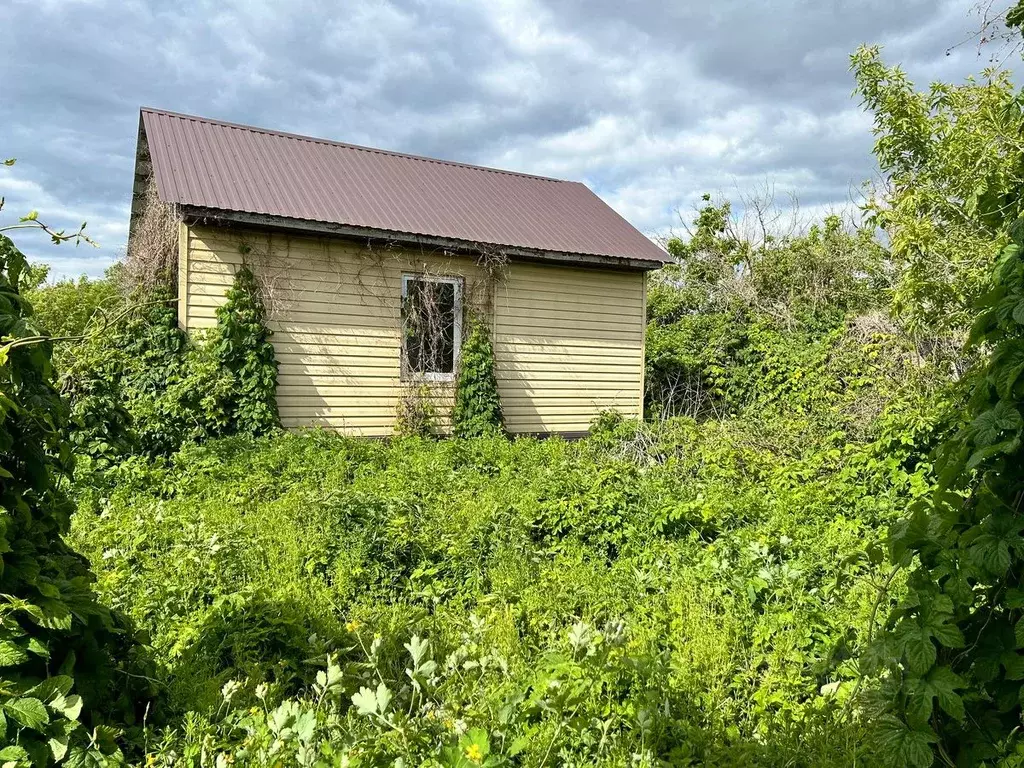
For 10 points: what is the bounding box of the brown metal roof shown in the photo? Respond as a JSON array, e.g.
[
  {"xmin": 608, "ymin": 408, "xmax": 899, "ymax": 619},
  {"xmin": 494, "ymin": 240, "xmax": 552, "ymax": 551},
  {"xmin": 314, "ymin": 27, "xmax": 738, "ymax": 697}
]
[{"xmin": 139, "ymin": 108, "xmax": 668, "ymax": 266}]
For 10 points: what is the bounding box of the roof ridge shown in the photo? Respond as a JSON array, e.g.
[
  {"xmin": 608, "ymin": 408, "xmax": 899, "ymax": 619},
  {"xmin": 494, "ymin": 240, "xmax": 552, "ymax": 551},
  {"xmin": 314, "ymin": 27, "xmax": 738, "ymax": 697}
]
[{"xmin": 140, "ymin": 106, "xmax": 567, "ymax": 184}]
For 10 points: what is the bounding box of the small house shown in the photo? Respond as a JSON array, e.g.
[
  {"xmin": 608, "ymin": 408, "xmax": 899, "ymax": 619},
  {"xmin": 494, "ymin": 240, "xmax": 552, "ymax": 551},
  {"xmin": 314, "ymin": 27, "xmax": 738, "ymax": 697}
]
[{"xmin": 130, "ymin": 108, "xmax": 669, "ymax": 436}]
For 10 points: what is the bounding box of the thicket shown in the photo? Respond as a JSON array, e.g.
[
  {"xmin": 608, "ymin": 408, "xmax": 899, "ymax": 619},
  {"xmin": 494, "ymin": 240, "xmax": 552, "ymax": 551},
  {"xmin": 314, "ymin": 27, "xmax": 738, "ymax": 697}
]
[
  {"xmin": 851, "ymin": 44, "xmax": 1024, "ymax": 765},
  {"xmin": 0, "ymin": 200, "xmax": 151, "ymax": 766},
  {"xmin": 69, "ymin": 404, "xmax": 931, "ymax": 765},
  {"xmin": 30, "ymin": 263, "xmax": 280, "ymax": 468},
  {"xmin": 6, "ymin": 7, "xmax": 1024, "ymax": 766}
]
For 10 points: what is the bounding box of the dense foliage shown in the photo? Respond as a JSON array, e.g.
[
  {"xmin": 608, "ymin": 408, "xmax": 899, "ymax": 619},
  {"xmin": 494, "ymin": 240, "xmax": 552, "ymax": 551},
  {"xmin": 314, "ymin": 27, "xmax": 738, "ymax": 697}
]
[
  {"xmin": 212, "ymin": 266, "xmax": 280, "ymax": 436},
  {"xmin": 452, "ymin": 318, "xmax": 504, "ymax": 438},
  {"xmin": 852, "ymin": 45, "xmax": 1024, "ymax": 765},
  {"xmin": 32, "ymin": 265, "xmax": 281, "ymax": 467},
  {"xmin": 8, "ymin": 9, "xmax": 1024, "ymax": 766},
  {"xmin": 22, "ymin": 269, "xmax": 120, "ymax": 371},
  {"xmin": 645, "ymin": 198, "xmax": 894, "ymax": 424},
  {"xmin": 62, "ymin": 292, "xmax": 233, "ymax": 464},
  {"xmin": 0, "ymin": 233, "xmax": 141, "ymax": 766},
  {"xmin": 69, "ymin": 405, "xmax": 930, "ymax": 765}
]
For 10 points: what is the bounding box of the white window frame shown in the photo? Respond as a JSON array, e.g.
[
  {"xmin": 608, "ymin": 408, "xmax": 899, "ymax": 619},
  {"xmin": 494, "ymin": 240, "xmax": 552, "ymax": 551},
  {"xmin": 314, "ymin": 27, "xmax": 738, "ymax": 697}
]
[{"xmin": 401, "ymin": 273, "xmax": 463, "ymax": 382}]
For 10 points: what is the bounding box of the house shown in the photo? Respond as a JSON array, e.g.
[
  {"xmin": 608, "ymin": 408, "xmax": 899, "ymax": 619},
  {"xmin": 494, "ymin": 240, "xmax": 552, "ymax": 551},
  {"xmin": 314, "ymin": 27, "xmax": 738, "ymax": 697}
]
[{"xmin": 130, "ymin": 108, "xmax": 670, "ymax": 437}]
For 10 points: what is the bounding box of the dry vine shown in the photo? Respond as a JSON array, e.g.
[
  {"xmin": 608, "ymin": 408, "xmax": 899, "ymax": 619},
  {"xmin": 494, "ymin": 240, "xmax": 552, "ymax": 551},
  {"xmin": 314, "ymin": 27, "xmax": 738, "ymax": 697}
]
[{"xmin": 122, "ymin": 178, "xmax": 179, "ymax": 293}]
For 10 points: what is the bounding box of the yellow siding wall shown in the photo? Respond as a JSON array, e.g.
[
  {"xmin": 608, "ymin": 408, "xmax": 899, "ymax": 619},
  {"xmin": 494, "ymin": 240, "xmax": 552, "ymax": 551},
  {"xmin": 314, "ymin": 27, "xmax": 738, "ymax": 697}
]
[{"xmin": 181, "ymin": 224, "xmax": 645, "ymax": 436}]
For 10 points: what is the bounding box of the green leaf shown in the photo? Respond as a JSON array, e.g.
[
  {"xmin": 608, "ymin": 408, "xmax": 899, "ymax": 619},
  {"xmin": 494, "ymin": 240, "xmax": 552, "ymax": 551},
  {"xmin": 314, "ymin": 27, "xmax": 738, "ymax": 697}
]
[
  {"xmin": 4, "ymin": 696, "xmax": 49, "ymax": 730},
  {"xmin": 930, "ymin": 620, "xmax": 965, "ymax": 649},
  {"xmin": 0, "ymin": 745, "xmax": 28, "ymax": 761},
  {"xmin": 374, "ymin": 681, "xmax": 392, "ymax": 714},
  {"xmin": 26, "ymin": 637, "xmax": 48, "ymax": 659},
  {"xmin": 1003, "ymin": 652, "xmax": 1024, "ymax": 680},
  {"xmin": 51, "ymin": 694, "xmax": 82, "ymax": 721},
  {"xmin": 901, "ymin": 729, "xmax": 936, "ymax": 768},
  {"xmin": 351, "ymin": 686, "xmax": 378, "ymax": 716},
  {"xmin": 902, "ymin": 626, "xmax": 937, "ymax": 674},
  {"xmin": 929, "ymin": 666, "xmax": 965, "ymax": 720},
  {"xmin": 970, "ymin": 401, "xmax": 1024, "ymax": 448},
  {"xmin": 1013, "ymin": 299, "xmax": 1024, "ymax": 326},
  {"xmin": 49, "ymin": 733, "xmax": 70, "ymax": 762},
  {"xmin": 994, "ymin": 343, "xmax": 1024, "ymax": 398},
  {"xmin": 0, "ymin": 639, "xmax": 28, "ymax": 667},
  {"xmin": 65, "ymin": 745, "xmax": 112, "ymax": 768},
  {"xmin": 27, "ymin": 675, "xmax": 73, "ymax": 703}
]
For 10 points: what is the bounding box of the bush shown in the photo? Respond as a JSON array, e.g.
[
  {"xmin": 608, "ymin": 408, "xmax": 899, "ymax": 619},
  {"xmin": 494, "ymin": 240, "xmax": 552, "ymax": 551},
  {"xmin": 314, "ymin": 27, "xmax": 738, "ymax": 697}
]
[
  {"xmin": 62, "ymin": 266, "xmax": 281, "ymax": 466},
  {"xmin": 24, "ymin": 269, "xmax": 121, "ymax": 370}
]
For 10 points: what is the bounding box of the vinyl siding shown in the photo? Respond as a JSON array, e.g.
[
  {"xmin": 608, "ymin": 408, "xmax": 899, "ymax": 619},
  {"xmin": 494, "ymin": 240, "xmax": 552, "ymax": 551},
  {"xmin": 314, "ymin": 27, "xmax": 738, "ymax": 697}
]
[
  {"xmin": 181, "ymin": 224, "xmax": 645, "ymax": 436},
  {"xmin": 492, "ymin": 263, "xmax": 644, "ymax": 433}
]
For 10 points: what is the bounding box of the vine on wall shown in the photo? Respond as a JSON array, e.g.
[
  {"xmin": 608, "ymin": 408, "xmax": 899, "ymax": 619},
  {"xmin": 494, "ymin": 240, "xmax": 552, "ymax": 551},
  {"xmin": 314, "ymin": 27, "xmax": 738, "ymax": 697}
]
[
  {"xmin": 213, "ymin": 263, "xmax": 280, "ymax": 436},
  {"xmin": 452, "ymin": 315, "xmax": 504, "ymax": 438},
  {"xmin": 208, "ymin": 229, "xmax": 508, "ymax": 437}
]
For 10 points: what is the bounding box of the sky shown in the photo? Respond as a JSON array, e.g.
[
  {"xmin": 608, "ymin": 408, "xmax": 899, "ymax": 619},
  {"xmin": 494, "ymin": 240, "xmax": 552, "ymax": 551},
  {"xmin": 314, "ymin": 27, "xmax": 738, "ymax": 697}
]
[{"xmin": 0, "ymin": 0, "xmax": 1016, "ymax": 279}]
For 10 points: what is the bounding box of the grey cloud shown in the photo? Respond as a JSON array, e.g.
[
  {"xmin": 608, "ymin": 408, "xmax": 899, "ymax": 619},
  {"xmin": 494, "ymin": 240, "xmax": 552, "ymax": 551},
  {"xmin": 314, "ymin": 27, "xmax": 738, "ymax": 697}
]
[{"xmin": 0, "ymin": 0, "xmax": 1013, "ymax": 277}]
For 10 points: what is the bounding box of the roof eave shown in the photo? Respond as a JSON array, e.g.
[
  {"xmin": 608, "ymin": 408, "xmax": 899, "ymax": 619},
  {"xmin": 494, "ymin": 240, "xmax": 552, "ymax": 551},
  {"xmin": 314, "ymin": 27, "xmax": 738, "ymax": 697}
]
[{"xmin": 179, "ymin": 206, "xmax": 670, "ymax": 271}]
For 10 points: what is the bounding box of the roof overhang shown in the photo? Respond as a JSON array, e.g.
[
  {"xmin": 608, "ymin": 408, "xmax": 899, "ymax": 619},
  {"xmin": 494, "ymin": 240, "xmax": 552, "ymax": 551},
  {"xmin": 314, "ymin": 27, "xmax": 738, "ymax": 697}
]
[{"xmin": 179, "ymin": 205, "xmax": 670, "ymax": 272}]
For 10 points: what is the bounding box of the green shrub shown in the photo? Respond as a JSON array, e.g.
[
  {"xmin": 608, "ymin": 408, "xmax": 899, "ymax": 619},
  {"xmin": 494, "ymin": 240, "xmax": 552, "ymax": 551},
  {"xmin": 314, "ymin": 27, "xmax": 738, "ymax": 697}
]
[
  {"xmin": 62, "ymin": 267, "xmax": 280, "ymax": 465},
  {"xmin": 24, "ymin": 270, "xmax": 121, "ymax": 371}
]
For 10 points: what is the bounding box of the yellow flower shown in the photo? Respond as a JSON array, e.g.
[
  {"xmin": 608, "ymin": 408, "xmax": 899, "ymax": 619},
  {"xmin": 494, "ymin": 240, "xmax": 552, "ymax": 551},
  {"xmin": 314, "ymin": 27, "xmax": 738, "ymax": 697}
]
[
  {"xmin": 345, "ymin": 620, "xmax": 362, "ymax": 633},
  {"xmin": 146, "ymin": 756, "xmax": 157, "ymax": 767},
  {"xmin": 464, "ymin": 743, "xmax": 484, "ymax": 763}
]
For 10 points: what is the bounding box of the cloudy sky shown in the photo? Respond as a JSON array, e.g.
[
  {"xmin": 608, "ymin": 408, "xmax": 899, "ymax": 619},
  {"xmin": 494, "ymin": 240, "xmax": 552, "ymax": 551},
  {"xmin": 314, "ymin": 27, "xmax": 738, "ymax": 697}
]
[{"xmin": 0, "ymin": 0, "xmax": 1015, "ymax": 278}]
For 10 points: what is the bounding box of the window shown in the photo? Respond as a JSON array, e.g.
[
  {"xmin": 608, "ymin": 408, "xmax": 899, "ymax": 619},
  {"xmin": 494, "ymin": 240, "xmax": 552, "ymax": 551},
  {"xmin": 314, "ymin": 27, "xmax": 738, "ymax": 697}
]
[{"xmin": 401, "ymin": 274, "xmax": 462, "ymax": 380}]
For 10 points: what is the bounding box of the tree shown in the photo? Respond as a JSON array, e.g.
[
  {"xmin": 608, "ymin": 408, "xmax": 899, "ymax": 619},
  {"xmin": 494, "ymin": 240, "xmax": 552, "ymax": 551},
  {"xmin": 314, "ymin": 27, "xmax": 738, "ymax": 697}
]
[
  {"xmin": 852, "ymin": 45, "xmax": 1023, "ymax": 342},
  {"xmin": 852, "ymin": 45, "xmax": 1024, "ymax": 765}
]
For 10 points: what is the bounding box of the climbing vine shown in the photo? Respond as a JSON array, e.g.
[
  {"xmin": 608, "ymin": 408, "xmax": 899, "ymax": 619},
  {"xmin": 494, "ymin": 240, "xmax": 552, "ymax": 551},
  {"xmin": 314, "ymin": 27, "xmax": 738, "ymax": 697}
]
[
  {"xmin": 863, "ymin": 230, "xmax": 1024, "ymax": 766},
  {"xmin": 452, "ymin": 315, "xmax": 504, "ymax": 438},
  {"xmin": 852, "ymin": 42, "xmax": 1024, "ymax": 766},
  {"xmin": 212, "ymin": 264, "xmax": 280, "ymax": 436}
]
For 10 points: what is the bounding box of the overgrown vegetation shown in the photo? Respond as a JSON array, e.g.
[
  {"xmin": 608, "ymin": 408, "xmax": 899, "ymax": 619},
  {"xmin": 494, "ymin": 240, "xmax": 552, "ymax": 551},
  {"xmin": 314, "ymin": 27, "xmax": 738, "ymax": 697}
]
[
  {"xmin": 851, "ymin": 44, "xmax": 1024, "ymax": 765},
  {"xmin": 212, "ymin": 265, "xmax": 280, "ymax": 436},
  {"xmin": 0, "ymin": 195, "xmax": 149, "ymax": 766},
  {"xmin": 67, "ymin": 411, "xmax": 928, "ymax": 765},
  {"xmin": 5, "ymin": 7, "xmax": 1024, "ymax": 766},
  {"xmin": 452, "ymin": 317, "xmax": 503, "ymax": 438}
]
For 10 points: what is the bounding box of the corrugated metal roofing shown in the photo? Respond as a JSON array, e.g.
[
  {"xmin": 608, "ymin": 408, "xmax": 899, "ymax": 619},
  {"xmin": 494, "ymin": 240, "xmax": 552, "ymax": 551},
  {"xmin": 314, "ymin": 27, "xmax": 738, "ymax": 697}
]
[{"xmin": 140, "ymin": 108, "xmax": 668, "ymax": 265}]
